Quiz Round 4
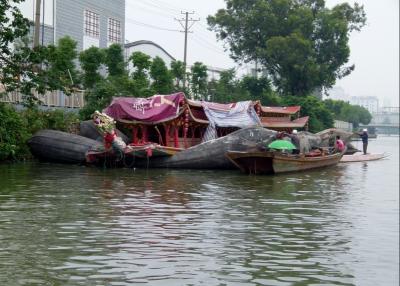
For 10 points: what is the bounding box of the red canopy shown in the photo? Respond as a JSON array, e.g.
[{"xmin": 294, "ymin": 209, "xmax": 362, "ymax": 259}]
[{"xmin": 104, "ymin": 92, "xmax": 185, "ymax": 124}]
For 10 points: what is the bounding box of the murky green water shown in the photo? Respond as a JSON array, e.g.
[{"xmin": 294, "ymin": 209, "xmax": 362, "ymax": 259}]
[{"xmin": 0, "ymin": 137, "xmax": 398, "ymax": 285}]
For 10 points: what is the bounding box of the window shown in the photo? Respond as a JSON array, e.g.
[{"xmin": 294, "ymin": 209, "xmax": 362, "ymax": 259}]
[
  {"xmin": 108, "ymin": 18, "xmax": 121, "ymax": 43},
  {"xmin": 84, "ymin": 10, "xmax": 99, "ymax": 38}
]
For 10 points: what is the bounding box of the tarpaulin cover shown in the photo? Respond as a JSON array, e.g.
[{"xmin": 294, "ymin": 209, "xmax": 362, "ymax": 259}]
[
  {"xmin": 202, "ymin": 101, "xmax": 261, "ymax": 142},
  {"xmin": 104, "ymin": 92, "xmax": 185, "ymax": 123}
]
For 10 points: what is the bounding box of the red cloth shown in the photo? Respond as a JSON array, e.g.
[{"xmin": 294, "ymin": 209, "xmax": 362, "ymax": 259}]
[
  {"xmin": 104, "ymin": 93, "xmax": 185, "ymax": 123},
  {"xmin": 104, "ymin": 131, "xmax": 116, "ymax": 149},
  {"xmin": 336, "ymin": 139, "xmax": 345, "ymax": 152}
]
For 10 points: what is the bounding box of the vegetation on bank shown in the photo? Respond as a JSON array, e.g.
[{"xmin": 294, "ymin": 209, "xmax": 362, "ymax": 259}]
[
  {"xmin": 0, "ymin": 0, "xmax": 371, "ymax": 160},
  {"xmin": 0, "ymin": 104, "xmax": 79, "ymax": 161}
]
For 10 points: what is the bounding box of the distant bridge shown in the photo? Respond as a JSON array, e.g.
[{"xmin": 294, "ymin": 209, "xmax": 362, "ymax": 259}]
[
  {"xmin": 361, "ymin": 108, "xmax": 400, "ymax": 135},
  {"xmin": 360, "ymin": 124, "xmax": 399, "ymax": 135}
]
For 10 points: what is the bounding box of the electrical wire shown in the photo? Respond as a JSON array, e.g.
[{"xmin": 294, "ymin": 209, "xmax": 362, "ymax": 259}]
[
  {"xmin": 126, "ymin": 18, "xmax": 180, "ymax": 33},
  {"xmin": 139, "ymin": 0, "xmax": 183, "ymax": 14},
  {"xmin": 126, "ymin": 1, "xmax": 176, "ymax": 19}
]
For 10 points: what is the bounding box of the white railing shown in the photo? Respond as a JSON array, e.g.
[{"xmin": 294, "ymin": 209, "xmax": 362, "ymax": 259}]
[{"xmin": 0, "ymin": 90, "xmax": 85, "ymax": 108}]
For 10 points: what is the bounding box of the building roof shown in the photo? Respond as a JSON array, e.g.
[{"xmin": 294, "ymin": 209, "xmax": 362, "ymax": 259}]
[
  {"xmin": 261, "ymin": 116, "xmax": 309, "ymax": 129},
  {"xmin": 124, "ymin": 40, "xmax": 176, "ymax": 61},
  {"xmin": 261, "ymin": 106, "xmax": 301, "ymax": 115}
]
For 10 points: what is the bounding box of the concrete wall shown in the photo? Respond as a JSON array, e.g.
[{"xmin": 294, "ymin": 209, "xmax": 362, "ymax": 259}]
[
  {"xmin": 334, "ymin": 120, "xmax": 353, "ymax": 132},
  {"xmin": 29, "ymin": 24, "xmax": 54, "ymax": 46},
  {"xmin": 55, "ymin": 0, "xmax": 125, "ymax": 51}
]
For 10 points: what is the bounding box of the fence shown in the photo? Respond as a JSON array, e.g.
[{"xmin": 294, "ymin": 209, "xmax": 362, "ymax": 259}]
[
  {"xmin": 334, "ymin": 120, "xmax": 353, "ymax": 132},
  {"xmin": 0, "ymin": 90, "xmax": 85, "ymax": 108}
]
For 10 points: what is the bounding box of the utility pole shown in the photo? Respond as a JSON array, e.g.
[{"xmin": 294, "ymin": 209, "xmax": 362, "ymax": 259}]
[
  {"xmin": 175, "ymin": 11, "xmax": 199, "ymax": 88},
  {"xmin": 41, "ymin": 0, "xmax": 45, "ymax": 46},
  {"xmin": 33, "ymin": 0, "xmax": 41, "ymax": 48}
]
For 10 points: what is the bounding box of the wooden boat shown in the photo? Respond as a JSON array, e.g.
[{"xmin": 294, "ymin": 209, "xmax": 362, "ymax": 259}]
[
  {"xmin": 340, "ymin": 153, "xmax": 388, "ymax": 163},
  {"xmin": 226, "ymin": 150, "xmax": 344, "ymax": 175}
]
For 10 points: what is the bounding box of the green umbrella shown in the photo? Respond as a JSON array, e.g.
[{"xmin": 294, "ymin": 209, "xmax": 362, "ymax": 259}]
[{"xmin": 268, "ymin": 140, "xmax": 296, "ymax": 150}]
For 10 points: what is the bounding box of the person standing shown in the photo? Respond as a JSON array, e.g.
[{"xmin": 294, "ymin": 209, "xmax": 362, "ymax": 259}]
[
  {"xmin": 359, "ymin": 129, "xmax": 369, "ymax": 155},
  {"xmin": 288, "ymin": 129, "xmax": 300, "ymax": 154}
]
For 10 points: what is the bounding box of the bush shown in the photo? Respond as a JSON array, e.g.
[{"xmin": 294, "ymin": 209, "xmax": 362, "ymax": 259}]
[
  {"xmin": 0, "ymin": 104, "xmax": 80, "ymax": 161},
  {"xmin": 0, "ymin": 103, "xmax": 30, "ymax": 160},
  {"xmin": 282, "ymin": 96, "xmax": 334, "ymax": 132}
]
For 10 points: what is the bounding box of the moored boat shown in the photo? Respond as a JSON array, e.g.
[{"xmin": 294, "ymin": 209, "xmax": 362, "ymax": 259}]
[
  {"xmin": 340, "ymin": 153, "xmax": 388, "ymax": 162},
  {"xmin": 28, "ymin": 129, "xmax": 103, "ymax": 164},
  {"xmin": 226, "ymin": 149, "xmax": 344, "ymax": 175}
]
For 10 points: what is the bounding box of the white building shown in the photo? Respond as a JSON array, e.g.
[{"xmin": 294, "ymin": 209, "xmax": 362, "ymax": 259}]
[
  {"xmin": 350, "ymin": 96, "xmax": 379, "ymax": 113},
  {"xmin": 18, "ymin": 0, "xmax": 125, "ymax": 51},
  {"xmin": 125, "ymin": 40, "xmax": 176, "ymax": 69},
  {"xmin": 326, "ymin": 86, "xmax": 350, "ymax": 102},
  {"xmin": 124, "ymin": 40, "xmax": 227, "ymax": 80}
]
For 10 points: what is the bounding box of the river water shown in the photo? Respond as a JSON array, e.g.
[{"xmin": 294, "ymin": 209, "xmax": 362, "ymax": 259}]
[{"xmin": 0, "ymin": 137, "xmax": 398, "ymax": 286}]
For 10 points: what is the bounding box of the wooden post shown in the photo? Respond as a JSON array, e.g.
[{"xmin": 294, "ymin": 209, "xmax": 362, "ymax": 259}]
[
  {"xmin": 183, "ymin": 108, "xmax": 189, "ymax": 148},
  {"xmin": 165, "ymin": 124, "xmax": 170, "ymax": 147},
  {"xmin": 174, "ymin": 124, "xmax": 179, "ymax": 148},
  {"xmin": 132, "ymin": 126, "xmax": 138, "ymax": 145}
]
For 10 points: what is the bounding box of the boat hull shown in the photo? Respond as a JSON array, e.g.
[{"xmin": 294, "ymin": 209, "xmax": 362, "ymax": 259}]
[
  {"xmin": 226, "ymin": 151, "xmax": 343, "ymax": 175},
  {"xmin": 85, "ymin": 144, "xmax": 182, "ymax": 166},
  {"xmin": 340, "ymin": 153, "xmax": 387, "ymax": 162},
  {"xmin": 28, "ymin": 130, "xmax": 102, "ymax": 164},
  {"xmin": 273, "ymin": 153, "xmax": 343, "ymax": 173},
  {"xmin": 135, "ymin": 127, "xmax": 278, "ymax": 169}
]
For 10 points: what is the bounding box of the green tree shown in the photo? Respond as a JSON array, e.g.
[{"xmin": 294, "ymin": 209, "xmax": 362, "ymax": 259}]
[
  {"xmin": 47, "ymin": 36, "xmax": 80, "ymax": 92},
  {"xmin": 0, "ymin": 0, "xmax": 30, "ymax": 79},
  {"xmin": 79, "ymin": 46, "xmax": 105, "ymax": 89},
  {"xmin": 208, "ymin": 0, "xmax": 366, "ymax": 96},
  {"xmin": 324, "ymin": 99, "xmax": 371, "ymax": 128},
  {"xmin": 283, "ymin": 96, "xmax": 334, "ymax": 132},
  {"xmin": 189, "ymin": 62, "xmax": 208, "ymax": 100},
  {"xmin": 211, "ymin": 69, "xmax": 247, "ymax": 103},
  {"xmin": 104, "ymin": 43, "xmax": 125, "ymax": 77},
  {"xmin": 0, "ymin": 103, "xmax": 30, "ymax": 160},
  {"xmin": 79, "ymin": 79, "xmax": 119, "ymax": 120},
  {"xmin": 170, "ymin": 60, "xmax": 186, "ymax": 90},
  {"xmin": 129, "ymin": 51, "xmax": 152, "ymax": 96},
  {"xmin": 150, "ymin": 56, "xmax": 173, "ymax": 94},
  {"xmin": 1, "ymin": 2, "xmax": 77, "ymax": 105}
]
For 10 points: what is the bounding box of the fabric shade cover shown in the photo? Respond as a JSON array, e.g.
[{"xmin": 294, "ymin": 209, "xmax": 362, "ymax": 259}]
[
  {"xmin": 202, "ymin": 101, "xmax": 261, "ymax": 142},
  {"xmin": 103, "ymin": 92, "xmax": 185, "ymax": 123}
]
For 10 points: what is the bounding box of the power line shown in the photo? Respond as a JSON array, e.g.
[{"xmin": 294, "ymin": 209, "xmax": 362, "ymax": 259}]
[
  {"xmin": 192, "ymin": 31, "xmax": 226, "ymax": 53},
  {"xmin": 191, "ymin": 35, "xmax": 227, "ymax": 56},
  {"xmin": 140, "ymin": 0, "xmax": 182, "ymax": 14},
  {"xmin": 126, "ymin": 18, "xmax": 180, "ymax": 33},
  {"xmin": 126, "ymin": 1, "xmax": 175, "ymax": 19}
]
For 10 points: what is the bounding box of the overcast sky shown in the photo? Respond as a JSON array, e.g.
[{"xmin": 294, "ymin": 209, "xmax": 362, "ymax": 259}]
[{"xmin": 125, "ymin": 0, "xmax": 399, "ymax": 106}]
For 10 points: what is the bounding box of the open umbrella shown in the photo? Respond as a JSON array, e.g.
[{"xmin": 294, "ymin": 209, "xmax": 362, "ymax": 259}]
[{"xmin": 268, "ymin": 140, "xmax": 296, "ymax": 150}]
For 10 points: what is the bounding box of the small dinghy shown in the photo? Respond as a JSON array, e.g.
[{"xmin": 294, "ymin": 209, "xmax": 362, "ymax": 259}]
[{"xmin": 340, "ymin": 153, "xmax": 388, "ymax": 163}]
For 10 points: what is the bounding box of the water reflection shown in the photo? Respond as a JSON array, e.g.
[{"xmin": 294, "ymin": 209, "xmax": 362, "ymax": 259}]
[{"xmin": 0, "ymin": 137, "xmax": 398, "ymax": 285}]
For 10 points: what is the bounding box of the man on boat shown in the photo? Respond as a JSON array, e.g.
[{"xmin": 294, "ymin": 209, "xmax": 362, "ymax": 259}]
[
  {"xmin": 287, "ymin": 129, "xmax": 300, "ymax": 154},
  {"xmin": 358, "ymin": 129, "xmax": 368, "ymax": 155}
]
